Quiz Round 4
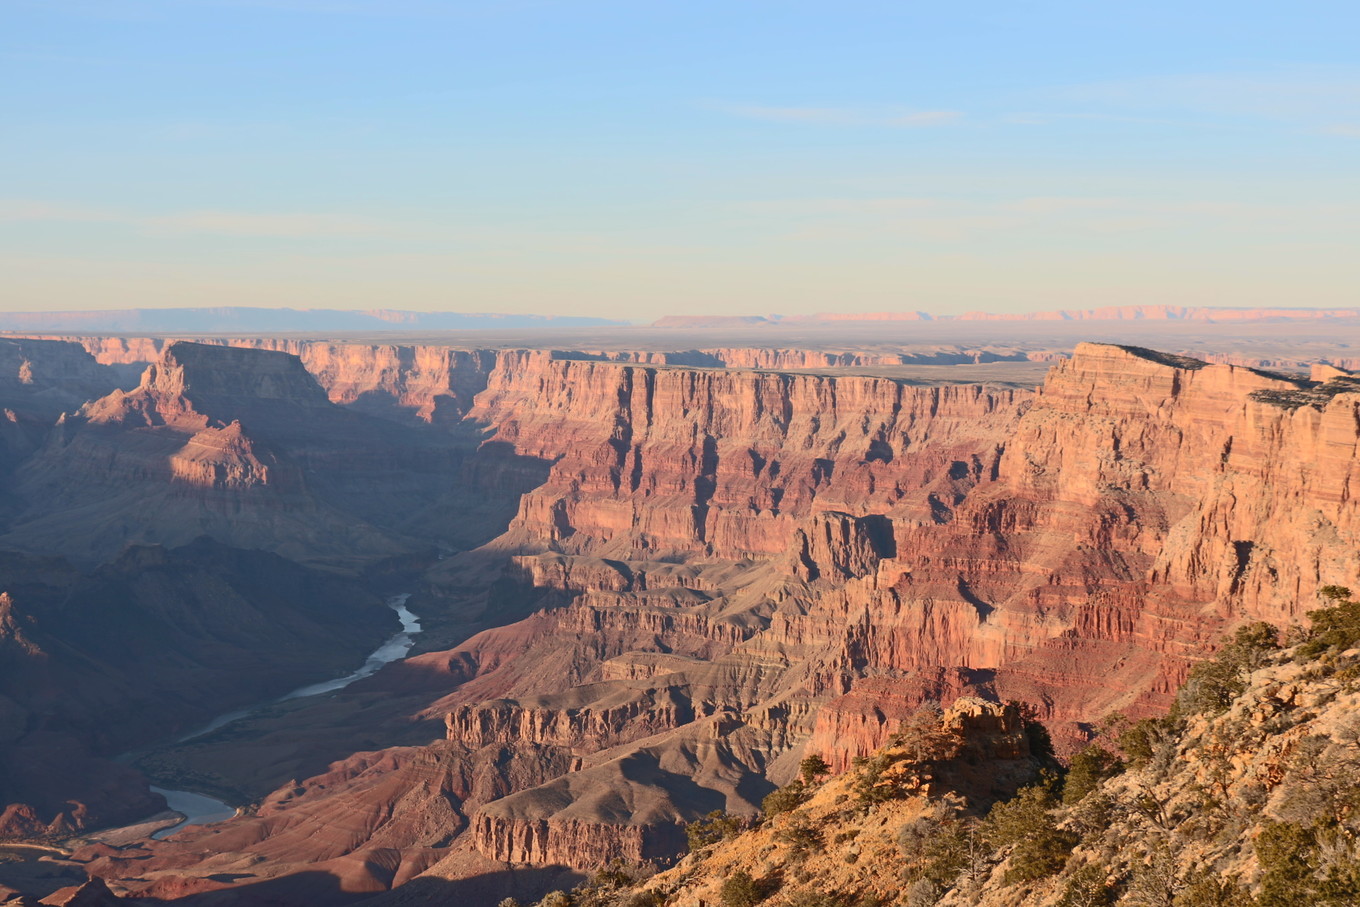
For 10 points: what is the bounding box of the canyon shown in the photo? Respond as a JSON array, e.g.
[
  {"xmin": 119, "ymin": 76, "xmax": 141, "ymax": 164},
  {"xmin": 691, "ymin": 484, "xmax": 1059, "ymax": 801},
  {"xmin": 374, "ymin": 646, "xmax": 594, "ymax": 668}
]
[{"xmin": 0, "ymin": 324, "xmax": 1358, "ymax": 905}]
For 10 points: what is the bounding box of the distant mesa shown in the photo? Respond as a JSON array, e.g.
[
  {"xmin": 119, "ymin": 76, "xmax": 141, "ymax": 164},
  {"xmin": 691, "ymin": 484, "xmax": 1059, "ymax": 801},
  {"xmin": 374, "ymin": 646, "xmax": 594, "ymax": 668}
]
[
  {"xmin": 652, "ymin": 312, "xmax": 934, "ymax": 327},
  {"xmin": 0, "ymin": 307, "xmax": 625, "ymax": 333},
  {"xmin": 5, "ymin": 305, "xmax": 1359, "ymax": 335},
  {"xmin": 652, "ymin": 305, "xmax": 1360, "ymax": 327}
]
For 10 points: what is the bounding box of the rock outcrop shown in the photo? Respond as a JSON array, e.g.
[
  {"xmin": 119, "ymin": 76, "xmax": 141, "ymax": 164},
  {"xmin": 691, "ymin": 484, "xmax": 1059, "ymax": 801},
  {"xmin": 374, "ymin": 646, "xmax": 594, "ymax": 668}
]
[
  {"xmin": 437, "ymin": 344, "xmax": 1360, "ymax": 865},
  {"xmin": 0, "ymin": 338, "xmax": 135, "ymax": 423},
  {"xmin": 619, "ymin": 629, "xmax": 1360, "ymax": 907}
]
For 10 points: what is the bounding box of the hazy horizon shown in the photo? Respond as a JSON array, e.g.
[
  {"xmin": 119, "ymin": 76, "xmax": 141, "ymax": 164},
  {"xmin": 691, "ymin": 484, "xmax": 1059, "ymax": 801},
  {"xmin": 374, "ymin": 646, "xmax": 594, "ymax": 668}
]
[{"xmin": 5, "ymin": 1, "xmax": 1358, "ymax": 320}]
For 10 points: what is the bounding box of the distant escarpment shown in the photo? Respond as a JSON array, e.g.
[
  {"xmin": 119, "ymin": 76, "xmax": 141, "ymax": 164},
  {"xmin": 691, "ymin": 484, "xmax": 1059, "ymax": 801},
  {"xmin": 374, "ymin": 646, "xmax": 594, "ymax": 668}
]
[
  {"xmin": 9, "ymin": 336, "xmax": 1050, "ymax": 425},
  {"xmin": 652, "ymin": 304, "xmax": 1360, "ymax": 326},
  {"xmin": 0, "ymin": 306, "xmax": 623, "ymax": 333}
]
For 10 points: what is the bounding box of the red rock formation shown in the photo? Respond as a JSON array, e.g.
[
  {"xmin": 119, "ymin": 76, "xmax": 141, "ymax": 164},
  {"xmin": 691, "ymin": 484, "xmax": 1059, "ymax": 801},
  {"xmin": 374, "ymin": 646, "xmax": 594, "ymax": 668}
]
[
  {"xmin": 0, "ymin": 341, "xmax": 531, "ymax": 566},
  {"xmin": 426, "ymin": 343, "xmax": 1360, "ymax": 860},
  {"xmin": 82, "ymin": 341, "xmax": 332, "ymax": 432},
  {"xmin": 470, "ymin": 813, "xmax": 665, "ymax": 867},
  {"xmin": 470, "ymin": 356, "xmax": 1025, "ymax": 560},
  {"xmin": 10, "ymin": 337, "xmax": 499, "ymax": 423},
  {"xmin": 13, "ymin": 338, "xmax": 1360, "ymax": 900},
  {"xmin": 190, "ymin": 341, "xmax": 498, "ymax": 423}
]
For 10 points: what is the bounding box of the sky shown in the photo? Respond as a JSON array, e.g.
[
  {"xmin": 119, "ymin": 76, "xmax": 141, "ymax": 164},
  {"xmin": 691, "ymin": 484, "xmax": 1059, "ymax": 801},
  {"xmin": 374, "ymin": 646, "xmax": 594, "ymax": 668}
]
[{"xmin": 3, "ymin": 0, "xmax": 1358, "ymax": 322}]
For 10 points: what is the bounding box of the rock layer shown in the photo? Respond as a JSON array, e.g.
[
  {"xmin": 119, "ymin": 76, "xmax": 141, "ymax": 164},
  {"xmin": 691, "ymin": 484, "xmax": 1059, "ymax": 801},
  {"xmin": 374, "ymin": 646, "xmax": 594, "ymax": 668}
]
[{"xmin": 7, "ymin": 338, "xmax": 1360, "ymax": 901}]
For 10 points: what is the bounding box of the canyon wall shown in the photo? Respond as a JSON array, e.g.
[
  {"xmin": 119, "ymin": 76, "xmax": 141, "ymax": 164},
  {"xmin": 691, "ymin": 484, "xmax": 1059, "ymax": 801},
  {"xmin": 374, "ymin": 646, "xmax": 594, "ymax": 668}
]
[
  {"xmin": 0, "ymin": 540, "xmax": 396, "ymax": 838},
  {"xmin": 469, "ymin": 352, "xmax": 1026, "ymax": 561},
  {"xmin": 231, "ymin": 341, "xmax": 1348, "ymax": 879},
  {"xmin": 9, "ymin": 336, "xmax": 1360, "ymax": 898},
  {"xmin": 433, "ymin": 343, "xmax": 1360, "ymax": 863}
]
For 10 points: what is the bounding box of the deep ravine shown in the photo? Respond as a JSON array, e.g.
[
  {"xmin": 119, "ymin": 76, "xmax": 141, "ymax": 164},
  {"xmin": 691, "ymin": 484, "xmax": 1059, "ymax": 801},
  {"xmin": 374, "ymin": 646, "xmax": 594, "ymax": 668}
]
[{"xmin": 147, "ymin": 593, "xmax": 421, "ymax": 839}]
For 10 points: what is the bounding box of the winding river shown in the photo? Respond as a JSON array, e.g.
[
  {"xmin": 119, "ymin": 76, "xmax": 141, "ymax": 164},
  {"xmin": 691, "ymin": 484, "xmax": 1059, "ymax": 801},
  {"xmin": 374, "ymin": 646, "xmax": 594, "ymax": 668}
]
[{"xmin": 149, "ymin": 593, "xmax": 420, "ymax": 840}]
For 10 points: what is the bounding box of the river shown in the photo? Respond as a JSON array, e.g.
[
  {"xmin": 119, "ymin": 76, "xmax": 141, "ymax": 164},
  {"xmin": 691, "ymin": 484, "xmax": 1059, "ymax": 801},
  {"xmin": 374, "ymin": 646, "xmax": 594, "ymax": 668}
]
[{"xmin": 148, "ymin": 593, "xmax": 420, "ymax": 840}]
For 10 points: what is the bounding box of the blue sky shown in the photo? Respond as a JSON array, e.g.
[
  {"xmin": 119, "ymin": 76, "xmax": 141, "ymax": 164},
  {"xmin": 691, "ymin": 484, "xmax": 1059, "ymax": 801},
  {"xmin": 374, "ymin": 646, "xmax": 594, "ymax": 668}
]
[{"xmin": 3, "ymin": 0, "xmax": 1358, "ymax": 320}]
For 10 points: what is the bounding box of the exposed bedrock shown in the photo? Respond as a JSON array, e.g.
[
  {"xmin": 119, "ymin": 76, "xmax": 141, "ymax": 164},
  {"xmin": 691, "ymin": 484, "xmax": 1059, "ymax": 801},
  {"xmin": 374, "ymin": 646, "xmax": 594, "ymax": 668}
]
[
  {"xmin": 443, "ymin": 344, "xmax": 1360, "ymax": 785},
  {"xmin": 209, "ymin": 343, "xmax": 1360, "ymax": 879},
  {"xmin": 20, "ymin": 339, "xmax": 1360, "ymax": 896},
  {"xmin": 470, "ymin": 352, "xmax": 1023, "ymax": 559}
]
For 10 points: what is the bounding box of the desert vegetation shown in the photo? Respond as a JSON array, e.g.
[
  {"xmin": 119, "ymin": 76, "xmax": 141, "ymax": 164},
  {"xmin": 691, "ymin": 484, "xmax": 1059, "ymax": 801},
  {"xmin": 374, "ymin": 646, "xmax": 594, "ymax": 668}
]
[{"xmin": 581, "ymin": 589, "xmax": 1360, "ymax": 907}]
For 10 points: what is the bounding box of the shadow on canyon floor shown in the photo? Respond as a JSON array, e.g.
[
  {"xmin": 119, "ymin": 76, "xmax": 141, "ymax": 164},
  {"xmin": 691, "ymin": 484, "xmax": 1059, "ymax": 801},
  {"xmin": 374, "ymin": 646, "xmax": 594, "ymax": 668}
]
[{"xmin": 118, "ymin": 865, "xmax": 590, "ymax": 907}]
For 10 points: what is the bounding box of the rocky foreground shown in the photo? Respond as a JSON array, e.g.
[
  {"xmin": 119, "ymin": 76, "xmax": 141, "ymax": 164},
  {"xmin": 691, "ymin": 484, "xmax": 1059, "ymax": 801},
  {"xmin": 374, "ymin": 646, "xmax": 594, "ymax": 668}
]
[
  {"xmin": 1, "ymin": 333, "xmax": 1359, "ymax": 903},
  {"xmin": 547, "ymin": 595, "xmax": 1360, "ymax": 906}
]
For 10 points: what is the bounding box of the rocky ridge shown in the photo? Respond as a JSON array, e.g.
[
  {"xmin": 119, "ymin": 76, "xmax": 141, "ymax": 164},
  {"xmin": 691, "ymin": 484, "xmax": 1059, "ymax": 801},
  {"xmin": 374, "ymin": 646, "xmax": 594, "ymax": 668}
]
[{"xmin": 596, "ymin": 601, "xmax": 1360, "ymax": 907}]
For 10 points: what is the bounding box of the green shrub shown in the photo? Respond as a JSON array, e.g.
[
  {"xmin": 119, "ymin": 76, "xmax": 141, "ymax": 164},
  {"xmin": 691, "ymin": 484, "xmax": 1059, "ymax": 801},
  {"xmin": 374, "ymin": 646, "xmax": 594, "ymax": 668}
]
[
  {"xmin": 1055, "ymin": 864, "xmax": 1113, "ymax": 907},
  {"xmin": 1173, "ymin": 621, "xmax": 1280, "ymax": 719},
  {"xmin": 685, "ymin": 810, "xmax": 746, "ymax": 850},
  {"xmin": 762, "ymin": 780, "xmax": 807, "ymax": 817},
  {"xmin": 623, "ymin": 895, "xmax": 666, "ymax": 907},
  {"xmin": 1255, "ymin": 819, "xmax": 1360, "ymax": 907},
  {"xmin": 775, "ymin": 821, "xmax": 824, "ymax": 857},
  {"xmin": 1300, "ymin": 588, "xmax": 1360, "ymax": 659},
  {"xmin": 1062, "ymin": 744, "xmax": 1123, "ymax": 804},
  {"xmin": 920, "ymin": 820, "xmax": 975, "ymax": 886},
  {"xmin": 1257, "ymin": 821, "xmax": 1321, "ymax": 907},
  {"xmin": 720, "ymin": 870, "xmax": 770, "ymax": 907},
  {"xmin": 852, "ymin": 753, "xmax": 903, "ymax": 806},
  {"xmin": 785, "ymin": 889, "xmax": 841, "ymax": 907},
  {"xmin": 982, "ymin": 785, "xmax": 1077, "ymax": 883},
  {"xmin": 888, "ymin": 706, "xmax": 963, "ymax": 765},
  {"xmin": 799, "ymin": 754, "xmax": 831, "ymax": 785},
  {"xmin": 1173, "ymin": 871, "xmax": 1254, "ymax": 907},
  {"xmin": 1109, "ymin": 714, "xmax": 1174, "ymax": 768}
]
